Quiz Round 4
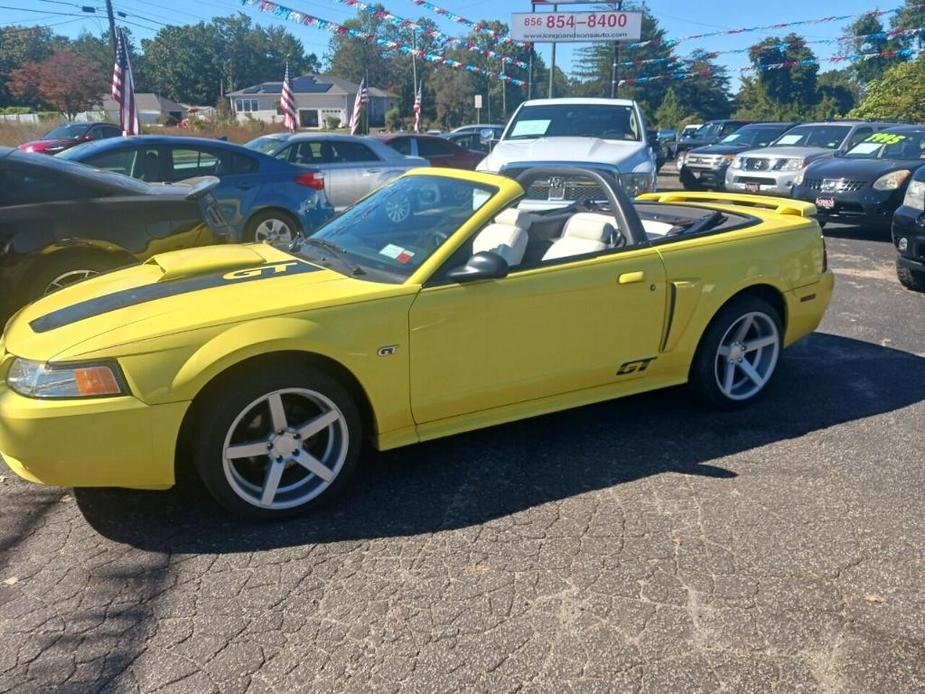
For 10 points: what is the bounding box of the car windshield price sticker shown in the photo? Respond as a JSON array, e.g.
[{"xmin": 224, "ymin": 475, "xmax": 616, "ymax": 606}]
[{"xmin": 511, "ymin": 11, "xmax": 642, "ymax": 42}]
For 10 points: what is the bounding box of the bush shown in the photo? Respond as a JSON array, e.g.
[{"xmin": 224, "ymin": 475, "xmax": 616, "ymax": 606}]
[
  {"xmin": 0, "ymin": 106, "xmax": 32, "ymax": 115},
  {"xmin": 384, "ymin": 107, "xmax": 401, "ymax": 131},
  {"xmin": 323, "ymin": 115, "xmax": 341, "ymax": 130},
  {"xmin": 37, "ymin": 111, "xmax": 60, "ymax": 121}
]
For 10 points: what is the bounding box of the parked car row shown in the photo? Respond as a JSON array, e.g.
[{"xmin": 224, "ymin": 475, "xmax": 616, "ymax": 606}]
[{"xmin": 679, "ymin": 118, "xmax": 925, "ymax": 292}]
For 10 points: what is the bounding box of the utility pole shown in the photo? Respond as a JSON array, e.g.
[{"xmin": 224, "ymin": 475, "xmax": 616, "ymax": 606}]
[
  {"xmin": 548, "ymin": 3, "xmax": 557, "ymax": 98},
  {"xmin": 609, "ymin": 0, "xmax": 624, "ymax": 98},
  {"xmin": 105, "ymin": 0, "xmax": 117, "ymax": 60}
]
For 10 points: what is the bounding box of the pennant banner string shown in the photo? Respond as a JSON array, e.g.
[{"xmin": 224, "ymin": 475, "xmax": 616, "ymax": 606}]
[
  {"xmin": 242, "ymin": 0, "xmax": 526, "ymax": 85},
  {"xmin": 323, "ymin": 0, "xmax": 528, "ymax": 69}
]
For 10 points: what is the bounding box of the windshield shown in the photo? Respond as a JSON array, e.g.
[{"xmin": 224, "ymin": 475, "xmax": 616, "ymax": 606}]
[
  {"xmin": 244, "ymin": 136, "xmax": 286, "ymax": 154},
  {"xmin": 771, "ymin": 125, "xmax": 850, "ymax": 149},
  {"xmin": 44, "ymin": 123, "xmax": 92, "ymax": 140},
  {"xmin": 844, "ymin": 131, "xmax": 925, "ymax": 160},
  {"xmin": 299, "ymin": 175, "xmax": 496, "ymax": 282},
  {"xmin": 504, "ymin": 104, "xmax": 641, "ymax": 142},
  {"xmin": 720, "ymin": 125, "xmax": 790, "ymax": 147},
  {"xmin": 694, "ymin": 122, "xmax": 722, "ymax": 139}
]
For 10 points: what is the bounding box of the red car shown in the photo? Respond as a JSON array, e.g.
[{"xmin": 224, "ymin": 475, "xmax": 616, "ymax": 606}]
[
  {"xmin": 18, "ymin": 122, "xmax": 123, "ymax": 155},
  {"xmin": 373, "ymin": 133, "xmax": 484, "ymax": 170}
]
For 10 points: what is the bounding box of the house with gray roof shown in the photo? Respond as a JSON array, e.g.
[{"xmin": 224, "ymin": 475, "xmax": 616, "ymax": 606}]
[{"xmin": 228, "ymin": 74, "xmax": 397, "ymax": 129}]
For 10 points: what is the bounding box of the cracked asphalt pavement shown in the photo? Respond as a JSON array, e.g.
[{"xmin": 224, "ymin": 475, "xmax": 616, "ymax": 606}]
[{"xmin": 1, "ymin": 183, "xmax": 924, "ymax": 692}]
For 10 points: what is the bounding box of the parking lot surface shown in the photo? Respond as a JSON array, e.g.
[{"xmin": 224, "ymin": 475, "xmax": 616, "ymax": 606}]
[{"xmin": 1, "ymin": 186, "xmax": 924, "ymax": 692}]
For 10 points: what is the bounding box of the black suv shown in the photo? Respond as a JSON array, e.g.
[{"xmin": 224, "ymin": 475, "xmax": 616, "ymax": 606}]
[
  {"xmin": 676, "ymin": 119, "xmax": 750, "ymax": 158},
  {"xmin": 893, "ymin": 165, "xmax": 925, "ymax": 292}
]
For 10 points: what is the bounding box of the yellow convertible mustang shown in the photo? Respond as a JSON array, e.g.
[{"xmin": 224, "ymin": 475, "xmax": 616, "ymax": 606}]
[{"xmin": 0, "ymin": 168, "xmax": 833, "ymax": 519}]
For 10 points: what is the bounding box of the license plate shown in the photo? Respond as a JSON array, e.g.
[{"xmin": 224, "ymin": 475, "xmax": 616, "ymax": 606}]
[
  {"xmin": 745, "ymin": 182, "xmax": 760, "ymax": 193},
  {"xmin": 815, "ymin": 196, "xmax": 835, "ymax": 210}
]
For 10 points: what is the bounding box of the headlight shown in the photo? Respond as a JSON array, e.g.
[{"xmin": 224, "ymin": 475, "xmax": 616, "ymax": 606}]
[
  {"xmin": 778, "ymin": 158, "xmax": 805, "ymax": 171},
  {"xmin": 619, "ymin": 172, "xmax": 654, "ymax": 196},
  {"xmin": 730, "ymin": 156, "xmax": 743, "ymax": 169},
  {"xmin": 874, "ymin": 170, "xmax": 911, "ymax": 192},
  {"xmin": 7, "ymin": 358, "xmax": 127, "ymax": 399},
  {"xmin": 903, "ymin": 179, "xmax": 925, "ymax": 210},
  {"xmin": 721, "ymin": 154, "xmax": 736, "ymax": 166},
  {"xmin": 794, "ymin": 167, "xmax": 807, "ymax": 186}
]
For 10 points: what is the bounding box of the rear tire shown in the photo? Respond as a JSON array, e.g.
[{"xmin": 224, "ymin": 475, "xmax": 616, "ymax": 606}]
[
  {"xmin": 896, "ymin": 260, "xmax": 925, "ymax": 292},
  {"xmin": 245, "ymin": 210, "xmax": 299, "ymax": 244},
  {"xmin": 192, "ymin": 361, "xmax": 362, "ymax": 520},
  {"xmin": 688, "ymin": 295, "xmax": 783, "ymax": 409}
]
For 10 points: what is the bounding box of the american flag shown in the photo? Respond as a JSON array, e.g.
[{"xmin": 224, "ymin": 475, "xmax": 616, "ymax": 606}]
[
  {"xmin": 280, "ymin": 63, "xmax": 297, "ymax": 133},
  {"xmin": 349, "ymin": 77, "xmax": 368, "ymax": 135},
  {"xmin": 111, "ymin": 29, "xmax": 139, "ymax": 136},
  {"xmin": 413, "ymin": 81, "xmax": 422, "ymax": 133}
]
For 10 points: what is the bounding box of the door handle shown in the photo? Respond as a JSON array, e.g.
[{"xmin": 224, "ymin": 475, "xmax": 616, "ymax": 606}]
[
  {"xmin": 618, "ymin": 271, "xmax": 645, "ymax": 285},
  {"xmin": 364, "ymin": 169, "xmax": 379, "ymax": 175}
]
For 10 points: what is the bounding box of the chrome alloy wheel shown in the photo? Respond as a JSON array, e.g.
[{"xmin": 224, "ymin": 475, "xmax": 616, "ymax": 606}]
[
  {"xmin": 714, "ymin": 311, "xmax": 780, "ymax": 401},
  {"xmin": 222, "ymin": 388, "xmax": 348, "ymax": 510},
  {"xmin": 384, "ymin": 193, "xmax": 411, "ymax": 223},
  {"xmin": 254, "ymin": 217, "xmax": 294, "ymax": 244},
  {"xmin": 44, "ymin": 269, "xmax": 100, "ymax": 295}
]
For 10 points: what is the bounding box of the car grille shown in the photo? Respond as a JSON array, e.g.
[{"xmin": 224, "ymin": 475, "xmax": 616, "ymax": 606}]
[
  {"xmin": 802, "ymin": 178, "xmax": 868, "ymax": 193},
  {"xmin": 685, "ymin": 154, "xmax": 723, "ymax": 169},
  {"xmin": 526, "ymin": 179, "xmax": 605, "ymax": 202},
  {"xmin": 742, "ymin": 157, "xmax": 771, "ymax": 171}
]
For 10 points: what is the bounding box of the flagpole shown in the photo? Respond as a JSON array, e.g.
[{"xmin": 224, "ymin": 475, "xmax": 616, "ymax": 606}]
[{"xmin": 364, "ymin": 68, "xmax": 369, "ymax": 134}]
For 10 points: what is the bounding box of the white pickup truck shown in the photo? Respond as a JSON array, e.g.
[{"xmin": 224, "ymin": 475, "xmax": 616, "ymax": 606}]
[{"xmin": 476, "ymin": 97, "xmax": 657, "ymax": 202}]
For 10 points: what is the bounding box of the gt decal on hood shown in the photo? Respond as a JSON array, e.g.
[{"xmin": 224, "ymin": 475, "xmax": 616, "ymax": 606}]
[{"xmin": 30, "ymin": 260, "xmax": 322, "ymax": 334}]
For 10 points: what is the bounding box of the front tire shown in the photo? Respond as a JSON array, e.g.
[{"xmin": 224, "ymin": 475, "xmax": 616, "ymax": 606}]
[
  {"xmin": 192, "ymin": 362, "xmax": 362, "ymax": 520},
  {"xmin": 688, "ymin": 295, "xmax": 783, "ymax": 408},
  {"xmin": 28, "ymin": 252, "xmax": 122, "ymax": 302},
  {"xmin": 896, "ymin": 260, "xmax": 925, "ymax": 292}
]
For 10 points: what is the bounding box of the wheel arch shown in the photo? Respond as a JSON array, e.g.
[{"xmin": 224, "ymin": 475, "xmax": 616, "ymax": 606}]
[{"xmin": 174, "ymin": 349, "xmax": 377, "ymax": 482}]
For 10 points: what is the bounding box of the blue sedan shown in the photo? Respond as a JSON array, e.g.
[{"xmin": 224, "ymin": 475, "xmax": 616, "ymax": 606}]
[{"xmin": 59, "ymin": 135, "xmax": 334, "ymax": 243}]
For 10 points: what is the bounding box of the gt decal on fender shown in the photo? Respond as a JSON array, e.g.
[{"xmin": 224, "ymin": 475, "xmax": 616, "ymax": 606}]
[{"xmin": 617, "ymin": 357, "xmax": 657, "ymax": 375}]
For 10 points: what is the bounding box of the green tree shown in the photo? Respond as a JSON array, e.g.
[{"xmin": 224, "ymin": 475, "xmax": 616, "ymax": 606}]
[
  {"xmin": 434, "ymin": 70, "xmax": 476, "ymax": 127},
  {"xmin": 814, "ymin": 69, "xmax": 858, "ymax": 118},
  {"xmin": 850, "ymin": 55, "xmax": 925, "ymax": 121},
  {"xmin": 891, "ymin": 0, "xmax": 925, "ymax": 49},
  {"xmin": 841, "ymin": 15, "xmax": 906, "ymax": 85},
  {"xmin": 0, "ymin": 26, "xmax": 56, "ymax": 106},
  {"xmin": 654, "ymin": 87, "xmax": 684, "ymax": 128},
  {"xmin": 737, "ymin": 34, "xmax": 819, "ymax": 120}
]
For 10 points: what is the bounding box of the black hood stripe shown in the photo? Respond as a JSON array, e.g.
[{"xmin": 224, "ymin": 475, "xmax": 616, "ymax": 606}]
[{"xmin": 30, "ymin": 260, "xmax": 322, "ymax": 333}]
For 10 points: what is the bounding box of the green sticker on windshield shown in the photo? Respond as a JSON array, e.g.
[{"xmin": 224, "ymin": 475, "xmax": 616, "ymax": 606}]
[{"xmin": 866, "ymin": 132, "xmax": 906, "ymax": 145}]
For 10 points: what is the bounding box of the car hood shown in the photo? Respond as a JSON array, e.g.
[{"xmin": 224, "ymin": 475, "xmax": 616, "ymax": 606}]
[
  {"xmin": 18, "ymin": 138, "xmax": 74, "ymax": 152},
  {"xmin": 478, "ymin": 137, "xmax": 651, "ymax": 172},
  {"xmin": 2, "ymin": 244, "xmax": 394, "ymax": 362},
  {"xmin": 688, "ymin": 143, "xmax": 752, "ymax": 155},
  {"xmin": 805, "ymin": 157, "xmax": 922, "ymax": 181},
  {"xmin": 743, "ymin": 146, "xmax": 834, "ymax": 160}
]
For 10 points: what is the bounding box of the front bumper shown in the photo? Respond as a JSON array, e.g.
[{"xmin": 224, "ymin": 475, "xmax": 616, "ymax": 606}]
[
  {"xmin": 892, "ymin": 205, "xmax": 925, "ymax": 271},
  {"xmin": 679, "ymin": 164, "xmax": 728, "ymax": 190},
  {"xmin": 792, "ymin": 184, "xmax": 901, "ymax": 225},
  {"xmin": 0, "ymin": 382, "xmax": 188, "ymax": 489},
  {"xmin": 725, "ymin": 170, "xmax": 798, "ymax": 196}
]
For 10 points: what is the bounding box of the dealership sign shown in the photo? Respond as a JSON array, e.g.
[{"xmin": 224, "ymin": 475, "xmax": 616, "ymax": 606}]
[{"xmin": 510, "ymin": 11, "xmax": 642, "ymax": 42}]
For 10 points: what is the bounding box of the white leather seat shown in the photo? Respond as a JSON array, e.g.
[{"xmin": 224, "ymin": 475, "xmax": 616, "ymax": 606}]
[
  {"xmin": 542, "ymin": 213, "xmax": 618, "ymax": 261},
  {"xmin": 471, "ymin": 209, "xmax": 533, "ymax": 267}
]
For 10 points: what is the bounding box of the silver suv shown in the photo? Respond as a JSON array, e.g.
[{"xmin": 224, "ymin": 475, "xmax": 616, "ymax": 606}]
[{"xmin": 725, "ymin": 121, "xmax": 897, "ymax": 195}]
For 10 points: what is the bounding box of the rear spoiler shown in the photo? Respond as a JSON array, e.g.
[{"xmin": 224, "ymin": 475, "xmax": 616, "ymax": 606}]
[
  {"xmin": 636, "ymin": 191, "xmax": 817, "ymax": 217},
  {"xmin": 178, "ymin": 176, "xmax": 221, "ymax": 201}
]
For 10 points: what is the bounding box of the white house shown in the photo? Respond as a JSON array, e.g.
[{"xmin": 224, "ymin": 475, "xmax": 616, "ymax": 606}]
[
  {"xmin": 76, "ymin": 93, "xmax": 187, "ymax": 125},
  {"xmin": 228, "ymin": 74, "xmax": 397, "ymax": 129}
]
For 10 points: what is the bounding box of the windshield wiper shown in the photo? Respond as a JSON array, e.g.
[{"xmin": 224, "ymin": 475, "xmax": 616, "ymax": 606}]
[{"xmin": 299, "ymin": 237, "xmax": 366, "ymax": 276}]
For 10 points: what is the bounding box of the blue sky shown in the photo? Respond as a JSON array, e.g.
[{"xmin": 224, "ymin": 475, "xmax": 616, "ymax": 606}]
[{"xmin": 0, "ymin": 0, "xmax": 903, "ymax": 89}]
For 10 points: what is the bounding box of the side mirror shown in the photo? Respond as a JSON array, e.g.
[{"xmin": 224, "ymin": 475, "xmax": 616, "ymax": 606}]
[
  {"xmin": 446, "ymin": 251, "xmax": 509, "ymax": 283},
  {"xmin": 648, "ymin": 132, "xmax": 660, "ymax": 147}
]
